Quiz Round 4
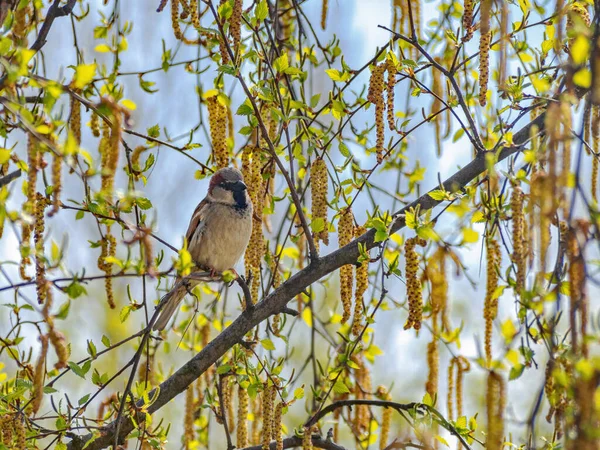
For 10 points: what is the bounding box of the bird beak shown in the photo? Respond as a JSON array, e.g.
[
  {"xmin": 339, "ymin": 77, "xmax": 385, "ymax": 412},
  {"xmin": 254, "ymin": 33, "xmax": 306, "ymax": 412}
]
[{"xmin": 229, "ymin": 180, "xmax": 247, "ymax": 192}]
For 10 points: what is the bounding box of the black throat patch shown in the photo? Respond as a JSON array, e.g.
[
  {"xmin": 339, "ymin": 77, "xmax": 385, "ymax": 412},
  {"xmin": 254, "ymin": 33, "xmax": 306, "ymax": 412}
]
[{"xmin": 233, "ymin": 191, "xmax": 248, "ymax": 210}]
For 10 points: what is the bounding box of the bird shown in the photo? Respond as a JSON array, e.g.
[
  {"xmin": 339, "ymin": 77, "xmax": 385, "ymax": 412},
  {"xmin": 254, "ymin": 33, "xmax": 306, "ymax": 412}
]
[{"xmin": 153, "ymin": 167, "xmax": 253, "ymax": 331}]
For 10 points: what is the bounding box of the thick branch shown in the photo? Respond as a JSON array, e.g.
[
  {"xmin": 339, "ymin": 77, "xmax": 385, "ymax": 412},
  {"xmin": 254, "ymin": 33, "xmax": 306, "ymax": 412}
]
[
  {"xmin": 30, "ymin": 0, "xmax": 77, "ymax": 52},
  {"xmin": 240, "ymin": 435, "xmax": 346, "ymax": 450},
  {"xmin": 66, "ymin": 108, "xmax": 545, "ymax": 450},
  {"xmin": 0, "ymin": 169, "xmax": 21, "ymax": 188}
]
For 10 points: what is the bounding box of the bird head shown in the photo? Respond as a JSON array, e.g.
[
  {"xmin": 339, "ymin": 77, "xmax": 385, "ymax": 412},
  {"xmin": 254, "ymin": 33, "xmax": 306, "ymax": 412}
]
[{"xmin": 208, "ymin": 167, "xmax": 249, "ymax": 207}]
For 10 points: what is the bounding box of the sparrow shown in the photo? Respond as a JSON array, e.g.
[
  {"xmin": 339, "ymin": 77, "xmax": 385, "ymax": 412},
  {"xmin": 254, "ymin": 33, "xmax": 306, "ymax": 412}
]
[{"xmin": 153, "ymin": 167, "xmax": 253, "ymax": 331}]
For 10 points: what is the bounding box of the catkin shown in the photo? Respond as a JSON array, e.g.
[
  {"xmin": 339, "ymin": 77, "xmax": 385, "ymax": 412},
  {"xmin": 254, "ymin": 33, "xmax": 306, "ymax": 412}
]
[
  {"xmin": 261, "ymin": 384, "xmax": 276, "ymax": 450},
  {"xmin": 486, "ymin": 372, "xmax": 505, "ymax": 450},
  {"xmin": 31, "ymin": 334, "xmax": 49, "ymax": 415},
  {"xmin": 310, "ymin": 158, "xmax": 329, "ymax": 247},
  {"xmin": 69, "ymin": 94, "xmax": 81, "ymax": 145},
  {"xmin": 48, "ymin": 328, "xmax": 68, "ymax": 369},
  {"xmin": 98, "ymin": 228, "xmax": 116, "ymax": 309},
  {"xmin": 171, "ymin": 0, "xmax": 200, "ymax": 44},
  {"xmin": 90, "ymin": 112, "xmax": 100, "ymax": 137},
  {"xmin": 230, "ymin": 0, "xmax": 242, "ymax": 51},
  {"xmin": 386, "ymin": 56, "xmax": 397, "ymax": 131},
  {"xmin": 242, "ymin": 146, "xmax": 264, "ymax": 306},
  {"xmin": 353, "ymin": 353, "xmax": 372, "ymax": 434},
  {"xmin": 377, "ymin": 386, "xmax": 392, "ymax": 450},
  {"xmin": 184, "ymin": 385, "xmax": 194, "ymax": 448},
  {"xmin": 425, "ymin": 337, "xmax": 439, "ymax": 397},
  {"xmin": 321, "ymin": 0, "xmax": 328, "ymax": 30},
  {"xmin": 431, "ymin": 63, "xmax": 443, "ymax": 156},
  {"xmin": 352, "ymin": 225, "xmax": 368, "ymax": 336},
  {"xmin": 510, "ymin": 184, "xmax": 525, "ymax": 295},
  {"xmin": 302, "ymin": 426, "xmax": 312, "ymax": 450},
  {"xmin": 462, "ymin": 0, "xmax": 474, "ymax": 41},
  {"xmin": 479, "ymin": 31, "xmax": 491, "ymax": 107},
  {"xmin": 273, "ymin": 402, "xmax": 283, "ymax": 450},
  {"xmin": 404, "ymin": 237, "xmax": 426, "ymax": 330},
  {"xmin": 207, "ymin": 95, "xmax": 229, "ymax": 169},
  {"xmin": 484, "ymin": 238, "xmax": 501, "ymax": 362},
  {"xmin": 32, "ymin": 194, "xmax": 48, "ymax": 306},
  {"xmin": 14, "ymin": 417, "xmax": 25, "ymax": 450},
  {"xmin": 338, "ymin": 208, "xmax": 354, "ymax": 324},
  {"xmin": 12, "ymin": 1, "xmax": 30, "ymax": 46},
  {"xmin": 237, "ymin": 385, "xmax": 249, "ymax": 448},
  {"xmin": 593, "ymin": 106, "xmax": 600, "ymax": 202},
  {"xmin": 21, "ymin": 134, "xmax": 40, "ymax": 280},
  {"xmin": 367, "ymin": 63, "xmax": 386, "ymax": 163},
  {"xmin": 0, "ymin": 414, "xmax": 13, "ymax": 446}
]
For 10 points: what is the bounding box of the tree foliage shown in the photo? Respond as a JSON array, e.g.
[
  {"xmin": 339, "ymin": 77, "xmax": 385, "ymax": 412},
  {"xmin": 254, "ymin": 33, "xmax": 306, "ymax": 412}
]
[{"xmin": 0, "ymin": 1, "xmax": 599, "ymax": 450}]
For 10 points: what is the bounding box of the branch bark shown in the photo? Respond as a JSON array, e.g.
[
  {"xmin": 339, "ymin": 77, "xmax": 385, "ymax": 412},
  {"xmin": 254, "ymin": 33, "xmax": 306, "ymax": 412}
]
[{"xmin": 66, "ymin": 109, "xmax": 546, "ymax": 450}]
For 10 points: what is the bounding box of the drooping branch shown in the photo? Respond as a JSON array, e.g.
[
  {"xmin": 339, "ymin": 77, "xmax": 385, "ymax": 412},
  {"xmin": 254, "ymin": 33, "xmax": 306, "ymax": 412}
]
[{"xmin": 66, "ymin": 98, "xmax": 547, "ymax": 450}]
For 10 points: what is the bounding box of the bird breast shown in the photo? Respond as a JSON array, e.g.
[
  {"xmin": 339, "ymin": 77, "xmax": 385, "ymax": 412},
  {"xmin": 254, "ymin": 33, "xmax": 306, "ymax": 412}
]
[{"xmin": 189, "ymin": 202, "xmax": 253, "ymax": 273}]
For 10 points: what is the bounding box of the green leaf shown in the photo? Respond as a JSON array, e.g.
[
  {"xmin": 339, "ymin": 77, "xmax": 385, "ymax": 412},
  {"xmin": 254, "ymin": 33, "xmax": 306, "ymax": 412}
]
[
  {"xmin": 273, "ymin": 53, "xmax": 289, "ymax": 73},
  {"xmin": 294, "ymin": 387, "xmax": 304, "ymax": 399},
  {"xmin": 332, "ymin": 379, "xmax": 350, "ymax": 394},
  {"xmin": 68, "ymin": 361, "xmax": 91, "ymax": 379},
  {"xmin": 101, "ymin": 335, "xmax": 111, "ymax": 347},
  {"xmin": 255, "ymin": 0, "xmax": 268, "ymax": 21},
  {"xmin": 120, "ymin": 305, "xmax": 132, "ymax": 323},
  {"xmin": 87, "ymin": 340, "xmax": 97, "ymax": 359},
  {"xmin": 216, "ymin": 364, "xmax": 231, "ymax": 374},
  {"xmin": 135, "ymin": 197, "xmax": 152, "ymax": 210},
  {"xmin": 261, "ymin": 339, "xmax": 276, "ymax": 351},
  {"xmin": 147, "ymin": 124, "xmax": 160, "ymax": 138}
]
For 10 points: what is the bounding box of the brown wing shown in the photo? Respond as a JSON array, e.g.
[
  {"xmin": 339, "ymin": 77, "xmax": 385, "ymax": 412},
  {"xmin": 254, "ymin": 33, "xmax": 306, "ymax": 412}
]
[{"xmin": 185, "ymin": 197, "xmax": 210, "ymax": 246}]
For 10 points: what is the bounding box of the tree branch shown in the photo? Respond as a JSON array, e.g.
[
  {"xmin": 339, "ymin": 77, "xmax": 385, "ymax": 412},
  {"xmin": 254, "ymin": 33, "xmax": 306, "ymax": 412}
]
[
  {"xmin": 66, "ymin": 107, "xmax": 546, "ymax": 450},
  {"xmin": 0, "ymin": 169, "xmax": 21, "ymax": 188}
]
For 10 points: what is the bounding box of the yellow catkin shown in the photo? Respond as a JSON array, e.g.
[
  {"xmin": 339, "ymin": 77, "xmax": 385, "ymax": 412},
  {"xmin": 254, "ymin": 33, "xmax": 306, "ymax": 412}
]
[
  {"xmin": 229, "ymin": 0, "xmax": 243, "ymax": 50},
  {"xmin": 226, "ymin": 378, "xmax": 235, "ymax": 432},
  {"xmin": 34, "ymin": 194, "xmax": 49, "ymax": 305},
  {"xmin": 69, "ymin": 94, "xmax": 81, "ymax": 145},
  {"xmin": 479, "ymin": 31, "xmax": 491, "ymax": 107},
  {"xmin": 49, "ymin": 150, "xmax": 62, "ymax": 216},
  {"xmin": 261, "ymin": 384, "xmax": 275, "ymax": 450},
  {"xmin": 462, "ymin": 0, "xmax": 474, "ymax": 41},
  {"xmin": 480, "ymin": 0, "xmax": 491, "ymax": 35},
  {"xmin": 90, "ymin": 112, "xmax": 100, "ymax": 137},
  {"xmin": 237, "ymin": 385, "xmax": 249, "ymax": 448},
  {"xmin": 592, "ymin": 106, "xmax": 599, "ymax": 203},
  {"xmin": 207, "ymin": 95, "xmax": 229, "ymax": 169},
  {"xmin": 428, "ymin": 248, "xmax": 449, "ymax": 333},
  {"xmin": 310, "ymin": 158, "xmax": 329, "ymax": 247},
  {"xmin": 367, "ymin": 63, "xmax": 386, "ymax": 163},
  {"xmin": 0, "ymin": 415, "xmax": 13, "ymax": 446},
  {"xmin": 184, "ymin": 385, "xmax": 194, "ymax": 448},
  {"xmin": 498, "ymin": 1, "xmax": 508, "ymax": 88},
  {"xmin": 377, "ymin": 386, "xmax": 392, "ymax": 450},
  {"xmin": 560, "ymin": 101, "xmax": 572, "ymax": 218},
  {"xmin": 413, "ymin": 0, "xmax": 421, "ymax": 40},
  {"xmin": 302, "ymin": 426, "xmax": 312, "ymax": 450},
  {"xmin": 138, "ymin": 354, "xmax": 156, "ymax": 387},
  {"xmin": 447, "ymin": 358, "xmax": 456, "ymax": 421},
  {"xmin": 386, "ymin": 57, "xmax": 397, "ymax": 132},
  {"xmin": 354, "ymin": 353, "xmax": 372, "ymax": 434},
  {"xmin": 189, "ymin": 0, "xmax": 200, "ymax": 30},
  {"xmin": 404, "ymin": 237, "xmax": 426, "ymax": 330},
  {"xmin": 251, "ymin": 394, "xmax": 262, "ymax": 445},
  {"xmin": 338, "ymin": 208, "xmax": 354, "ymax": 324},
  {"xmin": 171, "ymin": 0, "xmax": 200, "ymax": 44},
  {"xmin": 14, "ymin": 416, "xmax": 25, "ymax": 450},
  {"xmin": 21, "ymin": 134, "xmax": 41, "ymax": 280},
  {"xmin": 510, "ymin": 184, "xmax": 525, "ymax": 295},
  {"xmin": 456, "ymin": 357, "xmax": 470, "ymax": 420},
  {"xmin": 98, "ymin": 228, "xmax": 116, "ymax": 309},
  {"xmin": 352, "ymin": 225, "xmax": 368, "ymax": 336},
  {"xmin": 31, "ymin": 334, "xmax": 48, "ymax": 415},
  {"xmin": 431, "ymin": 63, "xmax": 443, "ymax": 156},
  {"xmin": 486, "ymin": 372, "xmax": 505, "ymax": 450},
  {"xmin": 105, "ymin": 105, "xmax": 122, "ymax": 199},
  {"xmin": 425, "ymin": 337, "xmax": 439, "ymax": 397},
  {"xmin": 273, "ymin": 402, "xmax": 283, "ymax": 450},
  {"xmin": 48, "ymin": 328, "xmax": 68, "ymax": 369},
  {"xmin": 242, "ymin": 146, "xmax": 264, "ymax": 306},
  {"xmin": 12, "ymin": 1, "xmax": 30, "ymax": 46},
  {"xmin": 484, "ymin": 238, "xmax": 500, "ymax": 363},
  {"xmin": 321, "ymin": 0, "xmax": 328, "ymax": 30}
]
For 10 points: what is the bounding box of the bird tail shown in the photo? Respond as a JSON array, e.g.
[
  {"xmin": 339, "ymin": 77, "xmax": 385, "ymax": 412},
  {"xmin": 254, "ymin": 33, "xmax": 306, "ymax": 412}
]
[{"xmin": 152, "ymin": 283, "xmax": 188, "ymax": 331}]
